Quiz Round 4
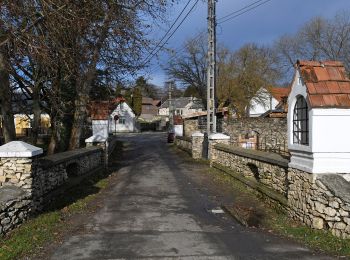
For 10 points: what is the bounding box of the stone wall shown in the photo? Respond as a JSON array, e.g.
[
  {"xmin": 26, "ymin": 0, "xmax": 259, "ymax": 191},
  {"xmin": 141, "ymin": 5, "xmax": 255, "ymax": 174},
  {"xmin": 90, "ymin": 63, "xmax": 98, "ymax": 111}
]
[
  {"xmin": 288, "ymin": 169, "xmax": 350, "ymax": 238},
  {"xmin": 223, "ymin": 117, "xmax": 288, "ymax": 154},
  {"xmin": 0, "ymin": 145, "xmax": 104, "ymax": 236},
  {"xmin": 175, "ymin": 136, "xmax": 192, "ymax": 155},
  {"xmin": 210, "ymin": 143, "xmax": 350, "ymax": 239},
  {"xmin": 212, "ymin": 144, "xmax": 289, "ymax": 195},
  {"xmin": 32, "ymin": 148, "xmax": 102, "ymax": 209},
  {"xmin": 183, "ymin": 117, "xmax": 288, "ymax": 154},
  {"xmin": 0, "ymin": 157, "xmax": 34, "ymax": 190},
  {"xmin": 183, "ymin": 119, "xmax": 199, "ymax": 138},
  {"xmin": 191, "ymin": 133, "xmax": 204, "ymax": 159},
  {"xmin": 0, "ymin": 186, "xmax": 31, "ymax": 236}
]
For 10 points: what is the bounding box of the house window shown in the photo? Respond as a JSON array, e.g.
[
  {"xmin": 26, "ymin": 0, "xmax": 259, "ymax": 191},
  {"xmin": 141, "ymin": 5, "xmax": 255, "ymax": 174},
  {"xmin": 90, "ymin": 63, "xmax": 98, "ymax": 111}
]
[
  {"xmin": 293, "ymin": 96, "xmax": 309, "ymax": 145},
  {"xmin": 119, "ymin": 116, "xmax": 126, "ymax": 125}
]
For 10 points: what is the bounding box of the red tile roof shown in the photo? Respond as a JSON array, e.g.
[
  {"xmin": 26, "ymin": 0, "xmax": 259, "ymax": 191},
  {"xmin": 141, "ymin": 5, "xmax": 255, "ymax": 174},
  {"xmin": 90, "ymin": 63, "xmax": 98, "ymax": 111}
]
[
  {"xmin": 270, "ymin": 87, "xmax": 291, "ymax": 102},
  {"xmin": 297, "ymin": 60, "xmax": 350, "ymax": 108},
  {"xmin": 89, "ymin": 100, "xmax": 119, "ymax": 120}
]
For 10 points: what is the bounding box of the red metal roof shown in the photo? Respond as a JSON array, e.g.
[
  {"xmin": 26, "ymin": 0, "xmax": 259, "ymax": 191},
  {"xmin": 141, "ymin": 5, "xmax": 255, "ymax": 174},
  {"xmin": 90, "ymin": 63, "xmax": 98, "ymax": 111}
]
[{"xmin": 297, "ymin": 60, "xmax": 350, "ymax": 108}]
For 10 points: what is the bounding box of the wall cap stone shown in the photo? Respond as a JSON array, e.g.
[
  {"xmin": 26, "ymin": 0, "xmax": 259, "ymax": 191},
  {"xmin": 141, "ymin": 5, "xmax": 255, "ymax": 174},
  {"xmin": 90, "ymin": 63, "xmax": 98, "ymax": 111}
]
[
  {"xmin": 85, "ymin": 132, "xmax": 107, "ymax": 143},
  {"xmin": 39, "ymin": 146, "xmax": 102, "ymax": 168},
  {"xmin": 0, "ymin": 186, "xmax": 30, "ymax": 209},
  {"xmin": 0, "ymin": 141, "xmax": 43, "ymax": 158},
  {"xmin": 209, "ymin": 133, "xmax": 230, "ymax": 140},
  {"xmin": 192, "ymin": 132, "xmax": 204, "ymax": 137},
  {"xmin": 319, "ymin": 174, "xmax": 350, "ymax": 204},
  {"xmin": 215, "ymin": 143, "xmax": 290, "ymax": 168}
]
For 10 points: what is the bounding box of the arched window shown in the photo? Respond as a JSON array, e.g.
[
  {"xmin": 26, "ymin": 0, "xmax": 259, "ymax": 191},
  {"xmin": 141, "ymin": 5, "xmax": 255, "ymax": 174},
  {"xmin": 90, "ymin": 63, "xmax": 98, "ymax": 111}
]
[{"xmin": 293, "ymin": 96, "xmax": 309, "ymax": 145}]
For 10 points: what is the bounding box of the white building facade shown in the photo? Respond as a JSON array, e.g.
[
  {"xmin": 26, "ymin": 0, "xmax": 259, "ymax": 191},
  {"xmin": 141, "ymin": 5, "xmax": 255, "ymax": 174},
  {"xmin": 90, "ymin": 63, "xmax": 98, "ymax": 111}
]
[
  {"xmin": 288, "ymin": 60, "xmax": 350, "ymax": 174},
  {"xmin": 159, "ymin": 97, "xmax": 204, "ymax": 117},
  {"xmin": 109, "ymin": 102, "xmax": 136, "ymax": 133}
]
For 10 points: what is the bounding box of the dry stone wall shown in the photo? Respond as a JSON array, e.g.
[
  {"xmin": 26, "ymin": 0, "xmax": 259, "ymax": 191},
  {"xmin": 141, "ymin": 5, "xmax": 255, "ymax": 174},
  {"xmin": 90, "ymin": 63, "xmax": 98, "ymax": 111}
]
[
  {"xmin": 0, "ymin": 145, "xmax": 104, "ymax": 236},
  {"xmin": 183, "ymin": 117, "xmax": 288, "ymax": 154},
  {"xmin": 212, "ymin": 144, "xmax": 289, "ymax": 195},
  {"xmin": 223, "ymin": 117, "xmax": 288, "ymax": 153},
  {"xmin": 191, "ymin": 134, "xmax": 204, "ymax": 159},
  {"xmin": 288, "ymin": 169, "xmax": 350, "ymax": 239},
  {"xmin": 0, "ymin": 158, "xmax": 35, "ymax": 190},
  {"xmin": 178, "ymin": 138, "xmax": 350, "ymax": 239},
  {"xmin": 0, "ymin": 186, "xmax": 31, "ymax": 236},
  {"xmin": 184, "ymin": 119, "xmax": 199, "ymax": 137},
  {"xmin": 175, "ymin": 136, "xmax": 192, "ymax": 155}
]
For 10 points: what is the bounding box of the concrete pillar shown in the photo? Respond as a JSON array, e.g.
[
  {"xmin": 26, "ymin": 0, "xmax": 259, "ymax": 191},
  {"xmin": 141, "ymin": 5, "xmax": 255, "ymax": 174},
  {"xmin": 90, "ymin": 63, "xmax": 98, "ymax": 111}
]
[
  {"xmin": 191, "ymin": 132, "xmax": 204, "ymax": 159},
  {"xmin": 208, "ymin": 133, "xmax": 230, "ymax": 162},
  {"xmin": 0, "ymin": 141, "xmax": 43, "ymax": 194}
]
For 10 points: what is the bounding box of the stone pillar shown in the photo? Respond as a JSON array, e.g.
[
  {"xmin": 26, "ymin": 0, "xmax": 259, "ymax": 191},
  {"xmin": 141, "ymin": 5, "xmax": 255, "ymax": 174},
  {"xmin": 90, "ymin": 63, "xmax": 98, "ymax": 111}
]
[
  {"xmin": 191, "ymin": 132, "xmax": 204, "ymax": 159},
  {"xmin": 0, "ymin": 141, "xmax": 43, "ymax": 194},
  {"xmin": 85, "ymin": 135, "xmax": 108, "ymax": 167},
  {"xmin": 208, "ymin": 133, "xmax": 230, "ymax": 162}
]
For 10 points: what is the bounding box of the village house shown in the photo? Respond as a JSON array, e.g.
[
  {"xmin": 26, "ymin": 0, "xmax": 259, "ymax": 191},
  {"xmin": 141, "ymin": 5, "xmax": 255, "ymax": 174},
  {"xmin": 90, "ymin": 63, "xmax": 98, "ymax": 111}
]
[
  {"xmin": 159, "ymin": 97, "xmax": 204, "ymax": 117},
  {"xmin": 14, "ymin": 114, "xmax": 51, "ymax": 137},
  {"xmin": 248, "ymin": 86, "xmax": 291, "ymax": 117},
  {"xmin": 109, "ymin": 102, "xmax": 137, "ymax": 133},
  {"xmin": 89, "ymin": 97, "xmax": 137, "ymax": 136},
  {"xmin": 0, "ymin": 93, "xmax": 52, "ymax": 137},
  {"xmin": 138, "ymin": 97, "xmax": 163, "ymax": 131}
]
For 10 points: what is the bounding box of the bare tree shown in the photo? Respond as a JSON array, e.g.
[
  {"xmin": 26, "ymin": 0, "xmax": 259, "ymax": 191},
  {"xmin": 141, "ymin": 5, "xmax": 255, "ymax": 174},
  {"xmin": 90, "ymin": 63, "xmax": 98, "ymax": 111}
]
[
  {"xmin": 1, "ymin": 0, "xmax": 171, "ymax": 151},
  {"xmin": 164, "ymin": 33, "xmax": 207, "ymax": 105},
  {"xmin": 68, "ymin": 0, "xmax": 170, "ymax": 150},
  {"xmin": 275, "ymin": 11, "xmax": 350, "ymax": 80}
]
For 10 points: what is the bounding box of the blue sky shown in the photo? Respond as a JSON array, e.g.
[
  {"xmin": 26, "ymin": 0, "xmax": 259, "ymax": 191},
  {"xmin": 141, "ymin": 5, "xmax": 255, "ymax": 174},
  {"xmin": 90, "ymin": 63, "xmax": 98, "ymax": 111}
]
[{"xmin": 145, "ymin": 0, "xmax": 350, "ymax": 87}]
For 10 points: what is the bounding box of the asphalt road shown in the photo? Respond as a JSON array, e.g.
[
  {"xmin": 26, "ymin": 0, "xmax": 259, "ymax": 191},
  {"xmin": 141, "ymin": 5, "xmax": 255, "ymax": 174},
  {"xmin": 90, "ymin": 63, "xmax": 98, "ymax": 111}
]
[{"xmin": 49, "ymin": 132, "xmax": 332, "ymax": 260}]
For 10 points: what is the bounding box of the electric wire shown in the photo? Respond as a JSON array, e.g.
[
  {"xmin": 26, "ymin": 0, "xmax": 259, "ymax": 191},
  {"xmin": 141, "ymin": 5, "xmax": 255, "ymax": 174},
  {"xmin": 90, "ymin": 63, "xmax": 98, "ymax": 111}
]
[
  {"xmin": 218, "ymin": 0, "xmax": 272, "ymax": 24},
  {"xmin": 217, "ymin": 0, "xmax": 267, "ymax": 22},
  {"xmin": 141, "ymin": 0, "xmax": 200, "ymax": 67},
  {"xmin": 147, "ymin": 0, "xmax": 273, "ymax": 77},
  {"xmin": 141, "ymin": 0, "xmax": 193, "ymax": 65}
]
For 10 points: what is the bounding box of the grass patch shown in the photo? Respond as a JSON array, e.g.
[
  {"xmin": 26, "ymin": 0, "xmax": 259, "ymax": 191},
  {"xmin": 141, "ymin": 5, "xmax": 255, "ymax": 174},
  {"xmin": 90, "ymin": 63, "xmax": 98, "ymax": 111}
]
[
  {"xmin": 266, "ymin": 213, "xmax": 350, "ymax": 256},
  {"xmin": 0, "ymin": 171, "xmax": 110, "ymax": 260},
  {"xmin": 0, "ymin": 212, "xmax": 61, "ymax": 260},
  {"xmin": 0, "ymin": 141, "xmax": 123, "ymax": 260}
]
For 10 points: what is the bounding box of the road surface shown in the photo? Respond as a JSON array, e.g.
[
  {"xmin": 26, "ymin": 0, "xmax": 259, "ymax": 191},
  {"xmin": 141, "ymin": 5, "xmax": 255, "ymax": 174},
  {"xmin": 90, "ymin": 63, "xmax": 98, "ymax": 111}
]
[{"xmin": 49, "ymin": 132, "xmax": 332, "ymax": 260}]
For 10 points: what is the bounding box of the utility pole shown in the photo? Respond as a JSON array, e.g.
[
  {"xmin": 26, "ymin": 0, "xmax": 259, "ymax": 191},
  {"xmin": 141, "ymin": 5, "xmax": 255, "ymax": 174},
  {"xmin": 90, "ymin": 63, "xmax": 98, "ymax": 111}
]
[
  {"xmin": 207, "ymin": 0, "xmax": 217, "ymax": 134},
  {"xmin": 167, "ymin": 81, "xmax": 174, "ymax": 129}
]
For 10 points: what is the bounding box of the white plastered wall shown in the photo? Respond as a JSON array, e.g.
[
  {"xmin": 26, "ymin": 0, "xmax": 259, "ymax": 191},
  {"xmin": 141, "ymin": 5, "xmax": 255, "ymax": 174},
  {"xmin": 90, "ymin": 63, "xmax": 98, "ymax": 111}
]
[
  {"xmin": 109, "ymin": 103, "xmax": 136, "ymax": 133},
  {"xmin": 288, "ymin": 70, "xmax": 350, "ymax": 174}
]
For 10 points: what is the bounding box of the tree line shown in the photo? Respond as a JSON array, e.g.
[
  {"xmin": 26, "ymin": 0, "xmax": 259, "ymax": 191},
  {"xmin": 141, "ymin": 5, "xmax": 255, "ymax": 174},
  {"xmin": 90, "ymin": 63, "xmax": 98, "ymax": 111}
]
[
  {"xmin": 165, "ymin": 11, "xmax": 350, "ymax": 116},
  {"xmin": 0, "ymin": 0, "xmax": 171, "ymax": 153}
]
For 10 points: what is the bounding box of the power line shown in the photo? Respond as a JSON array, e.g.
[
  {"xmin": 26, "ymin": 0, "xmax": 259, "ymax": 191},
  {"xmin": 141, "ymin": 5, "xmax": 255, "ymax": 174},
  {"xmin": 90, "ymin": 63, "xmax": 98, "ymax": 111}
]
[
  {"xmin": 141, "ymin": 0, "xmax": 200, "ymax": 67},
  {"xmin": 217, "ymin": 0, "xmax": 267, "ymax": 22},
  {"xmin": 218, "ymin": 0, "xmax": 272, "ymax": 24},
  {"xmin": 147, "ymin": 31, "xmax": 205, "ymax": 74},
  {"xmin": 147, "ymin": 0, "xmax": 273, "ymax": 75},
  {"xmin": 141, "ymin": 0, "xmax": 193, "ymax": 65}
]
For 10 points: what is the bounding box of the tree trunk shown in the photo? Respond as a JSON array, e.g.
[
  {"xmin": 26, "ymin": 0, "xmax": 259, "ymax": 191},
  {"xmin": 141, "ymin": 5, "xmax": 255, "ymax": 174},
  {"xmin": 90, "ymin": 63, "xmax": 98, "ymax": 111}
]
[
  {"xmin": 68, "ymin": 11, "xmax": 112, "ymax": 150},
  {"xmin": 68, "ymin": 90, "xmax": 89, "ymax": 150},
  {"xmin": 0, "ymin": 49, "xmax": 16, "ymax": 143},
  {"xmin": 31, "ymin": 85, "xmax": 41, "ymax": 145},
  {"xmin": 47, "ymin": 115, "xmax": 60, "ymax": 155}
]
